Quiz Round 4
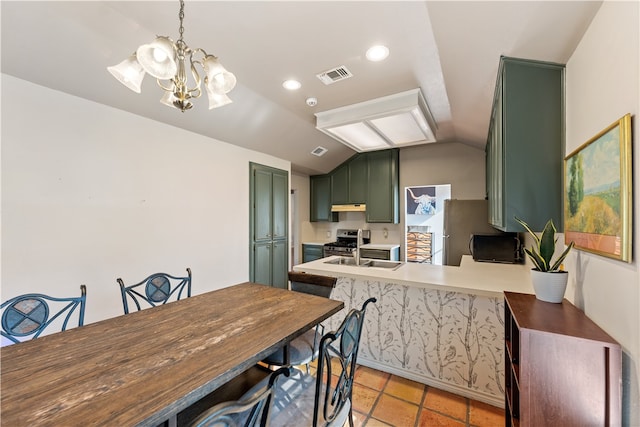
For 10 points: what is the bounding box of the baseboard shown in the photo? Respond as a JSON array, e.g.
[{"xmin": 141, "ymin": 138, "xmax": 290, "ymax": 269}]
[{"xmin": 356, "ymin": 357, "xmax": 505, "ymax": 409}]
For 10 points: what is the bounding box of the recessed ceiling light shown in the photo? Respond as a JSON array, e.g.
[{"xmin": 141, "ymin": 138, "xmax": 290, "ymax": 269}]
[
  {"xmin": 282, "ymin": 79, "xmax": 301, "ymax": 90},
  {"xmin": 366, "ymin": 45, "xmax": 389, "ymax": 62}
]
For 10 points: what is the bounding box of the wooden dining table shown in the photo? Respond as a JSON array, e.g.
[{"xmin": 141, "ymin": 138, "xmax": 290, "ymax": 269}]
[{"xmin": 0, "ymin": 282, "xmax": 344, "ymax": 426}]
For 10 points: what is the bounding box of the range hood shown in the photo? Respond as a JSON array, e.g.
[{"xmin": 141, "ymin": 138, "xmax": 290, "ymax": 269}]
[
  {"xmin": 315, "ymin": 88, "xmax": 437, "ymax": 153},
  {"xmin": 331, "ymin": 204, "xmax": 366, "ymax": 212}
]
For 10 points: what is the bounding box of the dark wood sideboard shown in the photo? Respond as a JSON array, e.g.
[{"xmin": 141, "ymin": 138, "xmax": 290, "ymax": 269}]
[{"xmin": 503, "ymin": 291, "xmax": 621, "ymax": 426}]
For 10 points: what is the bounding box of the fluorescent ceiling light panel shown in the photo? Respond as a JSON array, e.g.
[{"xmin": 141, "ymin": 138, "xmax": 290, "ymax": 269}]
[
  {"xmin": 328, "ymin": 123, "xmax": 389, "ymax": 151},
  {"xmin": 315, "ymin": 88, "xmax": 437, "ymax": 152}
]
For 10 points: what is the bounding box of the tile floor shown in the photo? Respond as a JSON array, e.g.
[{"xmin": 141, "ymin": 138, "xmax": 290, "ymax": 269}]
[{"xmin": 348, "ymin": 365, "xmax": 505, "ymax": 427}]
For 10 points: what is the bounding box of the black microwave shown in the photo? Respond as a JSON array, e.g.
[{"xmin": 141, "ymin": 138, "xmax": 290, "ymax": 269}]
[{"xmin": 471, "ymin": 233, "xmax": 524, "ymax": 264}]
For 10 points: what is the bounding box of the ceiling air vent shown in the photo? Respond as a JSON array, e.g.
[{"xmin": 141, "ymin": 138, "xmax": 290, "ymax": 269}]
[
  {"xmin": 316, "ymin": 66, "xmax": 353, "ymax": 85},
  {"xmin": 311, "ymin": 146, "xmax": 328, "ymax": 157}
]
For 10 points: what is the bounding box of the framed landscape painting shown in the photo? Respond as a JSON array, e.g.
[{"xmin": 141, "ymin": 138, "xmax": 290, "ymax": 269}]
[{"xmin": 564, "ymin": 114, "xmax": 632, "ymax": 262}]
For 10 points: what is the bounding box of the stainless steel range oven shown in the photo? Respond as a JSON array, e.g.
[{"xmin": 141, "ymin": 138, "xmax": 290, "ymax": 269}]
[{"xmin": 323, "ymin": 229, "xmax": 371, "ymax": 257}]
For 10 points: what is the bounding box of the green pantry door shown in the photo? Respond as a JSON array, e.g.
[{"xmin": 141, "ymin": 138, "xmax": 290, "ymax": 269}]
[{"xmin": 250, "ymin": 163, "xmax": 288, "ymax": 289}]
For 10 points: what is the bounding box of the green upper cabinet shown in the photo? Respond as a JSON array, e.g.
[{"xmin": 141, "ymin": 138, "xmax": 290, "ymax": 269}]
[
  {"xmin": 366, "ymin": 149, "xmax": 399, "ymax": 223},
  {"xmin": 311, "ymin": 149, "xmax": 398, "ymax": 223},
  {"xmin": 331, "ymin": 153, "xmax": 368, "ymax": 205},
  {"xmin": 330, "ymin": 163, "xmax": 349, "ymax": 204},
  {"xmin": 487, "ymin": 56, "xmax": 564, "ymax": 232},
  {"xmin": 310, "ymin": 174, "xmax": 338, "ymax": 222},
  {"xmin": 349, "ymin": 154, "xmax": 368, "ymax": 203}
]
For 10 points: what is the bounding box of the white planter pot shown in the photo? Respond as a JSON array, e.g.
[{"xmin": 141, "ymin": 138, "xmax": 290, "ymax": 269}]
[{"xmin": 530, "ymin": 269, "xmax": 568, "ymax": 303}]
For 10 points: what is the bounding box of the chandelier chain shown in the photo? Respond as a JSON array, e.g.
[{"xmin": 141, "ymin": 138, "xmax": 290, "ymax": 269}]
[{"xmin": 178, "ymin": 0, "xmax": 185, "ymax": 43}]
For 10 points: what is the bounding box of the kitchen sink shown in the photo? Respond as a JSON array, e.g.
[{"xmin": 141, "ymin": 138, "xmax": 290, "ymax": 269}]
[
  {"xmin": 365, "ymin": 260, "xmax": 403, "ymax": 270},
  {"xmin": 324, "ymin": 257, "xmax": 360, "ymax": 266},
  {"xmin": 323, "ymin": 257, "xmax": 403, "ymax": 271}
]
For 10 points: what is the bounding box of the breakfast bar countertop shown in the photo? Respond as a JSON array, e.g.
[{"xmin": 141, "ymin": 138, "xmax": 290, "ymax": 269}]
[{"xmin": 294, "ymin": 255, "xmax": 534, "ymax": 297}]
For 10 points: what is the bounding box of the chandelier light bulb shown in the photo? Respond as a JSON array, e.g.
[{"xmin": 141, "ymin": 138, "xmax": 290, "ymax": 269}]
[
  {"xmin": 136, "ymin": 36, "xmax": 177, "ymax": 80},
  {"xmin": 153, "ymin": 48, "xmax": 168, "ymax": 62}
]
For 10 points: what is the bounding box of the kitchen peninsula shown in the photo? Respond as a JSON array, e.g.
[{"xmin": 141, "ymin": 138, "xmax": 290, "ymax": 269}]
[{"xmin": 294, "ymin": 256, "xmax": 533, "ymax": 407}]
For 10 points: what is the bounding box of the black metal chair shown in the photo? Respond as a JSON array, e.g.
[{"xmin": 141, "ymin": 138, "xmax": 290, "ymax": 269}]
[
  {"xmin": 261, "ymin": 298, "xmax": 377, "ymax": 427},
  {"xmin": 189, "ymin": 367, "xmax": 290, "ymax": 427},
  {"xmin": 117, "ymin": 268, "xmax": 192, "ymax": 314},
  {"xmin": 262, "ymin": 272, "xmax": 337, "ymax": 371},
  {"xmin": 1, "ymin": 285, "xmax": 87, "ymax": 345}
]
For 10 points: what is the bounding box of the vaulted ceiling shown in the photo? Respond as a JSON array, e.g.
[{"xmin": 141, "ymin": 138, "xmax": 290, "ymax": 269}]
[{"xmin": 1, "ymin": 1, "xmax": 602, "ymax": 175}]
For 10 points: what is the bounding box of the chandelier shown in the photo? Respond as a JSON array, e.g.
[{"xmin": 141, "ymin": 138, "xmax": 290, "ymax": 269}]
[{"xmin": 107, "ymin": 0, "xmax": 236, "ymax": 112}]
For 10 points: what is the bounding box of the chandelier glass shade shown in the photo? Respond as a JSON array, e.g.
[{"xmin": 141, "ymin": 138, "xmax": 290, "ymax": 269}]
[{"xmin": 107, "ymin": 0, "xmax": 236, "ymax": 112}]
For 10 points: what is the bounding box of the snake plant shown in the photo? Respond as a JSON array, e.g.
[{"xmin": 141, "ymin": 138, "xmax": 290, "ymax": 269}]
[{"xmin": 515, "ymin": 217, "xmax": 575, "ymax": 272}]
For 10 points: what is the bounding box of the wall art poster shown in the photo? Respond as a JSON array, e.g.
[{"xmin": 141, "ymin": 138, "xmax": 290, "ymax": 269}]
[
  {"xmin": 564, "ymin": 114, "xmax": 632, "ymax": 262},
  {"xmin": 406, "ymin": 186, "xmax": 436, "ymax": 215}
]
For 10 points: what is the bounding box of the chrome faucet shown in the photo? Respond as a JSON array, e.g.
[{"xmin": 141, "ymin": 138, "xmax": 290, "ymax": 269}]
[{"xmin": 355, "ymin": 228, "xmax": 363, "ymax": 266}]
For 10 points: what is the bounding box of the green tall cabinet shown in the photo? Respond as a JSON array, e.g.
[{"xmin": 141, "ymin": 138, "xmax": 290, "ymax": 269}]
[
  {"xmin": 250, "ymin": 163, "xmax": 288, "ymax": 289},
  {"xmin": 486, "ymin": 56, "xmax": 565, "ymax": 232}
]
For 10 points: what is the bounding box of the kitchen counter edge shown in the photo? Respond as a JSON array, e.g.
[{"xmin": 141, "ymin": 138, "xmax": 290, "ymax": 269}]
[{"xmin": 293, "ymin": 255, "xmax": 534, "ymax": 298}]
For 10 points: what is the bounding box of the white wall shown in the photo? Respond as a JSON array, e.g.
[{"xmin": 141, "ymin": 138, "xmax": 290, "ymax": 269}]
[
  {"xmin": 565, "ymin": 2, "xmax": 639, "ymax": 425},
  {"xmin": 399, "ymin": 142, "xmax": 486, "ymax": 200},
  {"xmin": 291, "ymin": 172, "xmax": 314, "ymax": 257},
  {"xmin": 1, "ymin": 75, "xmax": 290, "ymax": 325}
]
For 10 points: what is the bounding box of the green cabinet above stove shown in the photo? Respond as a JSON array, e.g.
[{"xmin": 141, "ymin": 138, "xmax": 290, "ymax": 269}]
[
  {"xmin": 310, "ymin": 148, "xmax": 399, "ymax": 223},
  {"xmin": 331, "ymin": 153, "xmax": 368, "ymax": 205}
]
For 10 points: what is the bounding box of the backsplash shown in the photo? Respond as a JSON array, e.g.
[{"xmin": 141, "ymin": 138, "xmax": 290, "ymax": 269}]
[{"xmin": 311, "ymin": 211, "xmax": 403, "ymax": 244}]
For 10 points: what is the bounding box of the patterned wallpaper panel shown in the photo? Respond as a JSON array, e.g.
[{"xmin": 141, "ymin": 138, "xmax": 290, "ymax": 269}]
[{"xmin": 324, "ymin": 277, "xmax": 505, "ymax": 403}]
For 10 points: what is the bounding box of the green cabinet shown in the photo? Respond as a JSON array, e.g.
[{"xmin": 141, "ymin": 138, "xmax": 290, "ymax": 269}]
[
  {"xmin": 331, "ymin": 154, "xmax": 368, "ymax": 205},
  {"xmin": 250, "ymin": 163, "xmax": 288, "ymax": 288},
  {"xmin": 330, "ymin": 163, "xmax": 349, "ymax": 204},
  {"xmin": 310, "ymin": 174, "xmax": 338, "ymax": 222},
  {"xmin": 310, "ymin": 149, "xmax": 398, "ymax": 223},
  {"xmin": 366, "ymin": 149, "xmax": 399, "ymax": 223},
  {"xmin": 349, "ymin": 154, "xmax": 368, "ymax": 203},
  {"xmin": 302, "ymin": 243, "xmax": 325, "ymax": 263},
  {"xmin": 253, "ymin": 240, "xmax": 287, "ymax": 287},
  {"xmin": 487, "ymin": 57, "xmax": 564, "ymax": 232}
]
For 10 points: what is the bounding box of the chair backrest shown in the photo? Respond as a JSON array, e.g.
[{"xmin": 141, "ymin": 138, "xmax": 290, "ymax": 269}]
[
  {"xmin": 118, "ymin": 268, "xmax": 192, "ymax": 314},
  {"xmin": 190, "ymin": 367, "xmax": 290, "ymax": 427},
  {"xmin": 1, "ymin": 285, "xmax": 87, "ymax": 344},
  {"xmin": 313, "ymin": 297, "xmax": 376, "ymax": 427},
  {"xmin": 288, "ymin": 271, "xmax": 337, "ymax": 298}
]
